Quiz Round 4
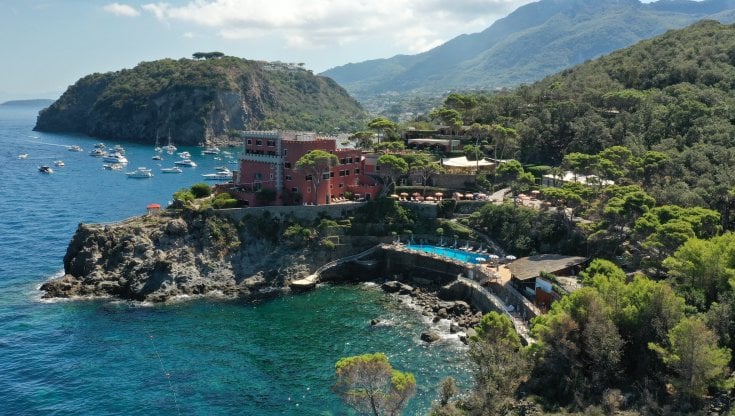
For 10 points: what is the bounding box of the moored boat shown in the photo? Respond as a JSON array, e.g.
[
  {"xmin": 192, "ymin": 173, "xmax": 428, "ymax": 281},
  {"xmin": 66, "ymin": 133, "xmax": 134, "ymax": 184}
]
[
  {"xmin": 17, "ymin": 153, "xmax": 29, "ymax": 159},
  {"xmin": 54, "ymin": 160, "xmax": 65, "ymax": 167},
  {"xmin": 89, "ymin": 148, "xmax": 107, "ymax": 157},
  {"xmin": 68, "ymin": 145, "xmax": 83, "ymax": 152},
  {"xmin": 38, "ymin": 165, "xmax": 53, "ymax": 174},
  {"xmin": 174, "ymin": 158, "xmax": 197, "ymax": 167},
  {"xmin": 103, "ymin": 152, "xmax": 128, "ymax": 164},
  {"xmin": 126, "ymin": 167, "xmax": 153, "ymax": 178},
  {"xmin": 152, "ymin": 155, "xmax": 163, "ymax": 161},
  {"xmin": 160, "ymin": 166, "xmax": 183, "ymax": 174},
  {"xmin": 103, "ymin": 163, "xmax": 124, "ymax": 170}
]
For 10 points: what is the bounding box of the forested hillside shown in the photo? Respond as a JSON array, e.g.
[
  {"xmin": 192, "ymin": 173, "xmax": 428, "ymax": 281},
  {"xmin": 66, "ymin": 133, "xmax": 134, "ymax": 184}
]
[
  {"xmin": 431, "ymin": 20, "xmax": 735, "ymax": 221},
  {"xmin": 35, "ymin": 56, "xmax": 366, "ymax": 145}
]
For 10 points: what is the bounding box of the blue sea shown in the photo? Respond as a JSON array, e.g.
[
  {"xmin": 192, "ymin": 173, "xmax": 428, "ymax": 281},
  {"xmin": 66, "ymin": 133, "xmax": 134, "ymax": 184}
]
[{"xmin": 0, "ymin": 103, "xmax": 471, "ymax": 415}]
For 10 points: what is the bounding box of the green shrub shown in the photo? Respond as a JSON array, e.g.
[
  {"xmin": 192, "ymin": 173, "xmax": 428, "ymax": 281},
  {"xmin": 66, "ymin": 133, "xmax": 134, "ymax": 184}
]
[
  {"xmin": 190, "ymin": 182, "xmax": 212, "ymax": 198},
  {"xmin": 173, "ymin": 188, "xmax": 195, "ymax": 203},
  {"xmin": 255, "ymin": 188, "xmax": 277, "ymax": 204}
]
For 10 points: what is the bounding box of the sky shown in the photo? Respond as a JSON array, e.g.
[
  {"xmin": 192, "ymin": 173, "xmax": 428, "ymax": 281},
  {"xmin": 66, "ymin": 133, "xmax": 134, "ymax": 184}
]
[{"xmin": 0, "ymin": 0, "xmax": 658, "ymax": 101}]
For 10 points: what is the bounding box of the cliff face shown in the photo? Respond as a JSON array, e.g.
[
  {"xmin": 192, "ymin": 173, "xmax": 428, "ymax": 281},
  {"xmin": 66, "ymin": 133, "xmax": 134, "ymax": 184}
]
[
  {"xmin": 34, "ymin": 57, "xmax": 366, "ymax": 145},
  {"xmin": 41, "ymin": 210, "xmax": 362, "ymax": 302}
]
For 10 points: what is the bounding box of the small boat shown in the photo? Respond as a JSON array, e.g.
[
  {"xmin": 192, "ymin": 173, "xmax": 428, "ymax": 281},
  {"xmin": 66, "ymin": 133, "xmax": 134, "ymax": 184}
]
[
  {"xmin": 160, "ymin": 166, "xmax": 183, "ymax": 174},
  {"xmin": 103, "ymin": 163, "xmax": 123, "ymax": 170},
  {"xmin": 68, "ymin": 145, "xmax": 83, "ymax": 152},
  {"xmin": 17, "ymin": 153, "xmax": 29, "ymax": 159},
  {"xmin": 38, "ymin": 165, "xmax": 53, "ymax": 174},
  {"xmin": 202, "ymin": 167, "xmax": 232, "ymax": 181},
  {"xmin": 152, "ymin": 155, "xmax": 163, "ymax": 161},
  {"xmin": 112, "ymin": 145, "xmax": 125, "ymax": 154},
  {"xmin": 174, "ymin": 159, "xmax": 197, "ymax": 167},
  {"xmin": 177, "ymin": 151, "xmax": 191, "ymax": 158},
  {"xmin": 126, "ymin": 167, "xmax": 153, "ymax": 178},
  {"xmin": 89, "ymin": 148, "xmax": 107, "ymax": 157},
  {"xmin": 103, "ymin": 152, "xmax": 128, "ymax": 164},
  {"xmin": 93, "ymin": 143, "xmax": 106, "ymax": 149},
  {"xmin": 54, "ymin": 160, "xmax": 65, "ymax": 167},
  {"xmin": 222, "ymin": 150, "xmax": 233, "ymax": 158},
  {"xmin": 202, "ymin": 146, "xmax": 220, "ymax": 155}
]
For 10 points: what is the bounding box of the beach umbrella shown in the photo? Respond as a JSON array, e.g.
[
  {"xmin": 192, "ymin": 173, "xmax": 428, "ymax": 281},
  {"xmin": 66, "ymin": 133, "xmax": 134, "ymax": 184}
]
[
  {"xmin": 400, "ymin": 192, "xmax": 409, "ymax": 197},
  {"xmin": 434, "ymin": 192, "xmax": 443, "ymax": 197},
  {"xmin": 464, "ymin": 193, "xmax": 473, "ymax": 199},
  {"xmin": 475, "ymin": 257, "xmax": 486, "ymax": 263},
  {"xmin": 390, "ymin": 194, "xmax": 399, "ymax": 199},
  {"xmin": 488, "ymin": 254, "xmax": 499, "ymax": 260},
  {"xmin": 505, "ymin": 255, "xmax": 516, "ymax": 260},
  {"xmin": 426, "ymin": 196, "xmax": 435, "ymax": 201}
]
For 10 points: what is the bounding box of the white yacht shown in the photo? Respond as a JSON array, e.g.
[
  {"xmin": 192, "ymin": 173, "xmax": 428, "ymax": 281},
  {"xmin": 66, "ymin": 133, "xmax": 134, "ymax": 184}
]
[
  {"xmin": 17, "ymin": 153, "xmax": 29, "ymax": 159},
  {"xmin": 103, "ymin": 152, "xmax": 129, "ymax": 164},
  {"xmin": 68, "ymin": 145, "xmax": 83, "ymax": 152},
  {"xmin": 164, "ymin": 130, "xmax": 176, "ymax": 153},
  {"xmin": 174, "ymin": 159, "xmax": 197, "ymax": 167},
  {"xmin": 202, "ymin": 146, "xmax": 220, "ymax": 155},
  {"xmin": 152, "ymin": 154, "xmax": 163, "ymax": 161},
  {"xmin": 38, "ymin": 165, "xmax": 53, "ymax": 174},
  {"xmin": 89, "ymin": 148, "xmax": 107, "ymax": 157},
  {"xmin": 112, "ymin": 145, "xmax": 125, "ymax": 154},
  {"xmin": 103, "ymin": 163, "xmax": 123, "ymax": 170},
  {"xmin": 160, "ymin": 166, "xmax": 183, "ymax": 174},
  {"xmin": 202, "ymin": 167, "xmax": 232, "ymax": 181},
  {"xmin": 54, "ymin": 160, "xmax": 65, "ymax": 167},
  {"xmin": 126, "ymin": 167, "xmax": 153, "ymax": 178},
  {"xmin": 177, "ymin": 151, "xmax": 191, "ymax": 158}
]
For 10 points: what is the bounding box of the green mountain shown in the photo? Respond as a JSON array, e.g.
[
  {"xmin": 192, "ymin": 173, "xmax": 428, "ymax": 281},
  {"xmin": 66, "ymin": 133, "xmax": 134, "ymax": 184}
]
[
  {"xmin": 323, "ymin": 0, "xmax": 735, "ymax": 103},
  {"xmin": 34, "ymin": 57, "xmax": 366, "ymax": 145}
]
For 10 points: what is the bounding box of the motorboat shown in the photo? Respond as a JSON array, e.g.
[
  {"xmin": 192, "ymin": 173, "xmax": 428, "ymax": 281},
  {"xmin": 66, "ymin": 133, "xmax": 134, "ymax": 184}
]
[
  {"xmin": 68, "ymin": 145, "xmax": 83, "ymax": 152},
  {"xmin": 202, "ymin": 146, "xmax": 220, "ymax": 155},
  {"xmin": 89, "ymin": 148, "xmax": 107, "ymax": 157},
  {"xmin": 54, "ymin": 160, "xmax": 65, "ymax": 167},
  {"xmin": 38, "ymin": 165, "xmax": 53, "ymax": 174},
  {"xmin": 174, "ymin": 159, "xmax": 197, "ymax": 167},
  {"xmin": 112, "ymin": 145, "xmax": 125, "ymax": 154},
  {"xmin": 93, "ymin": 143, "xmax": 106, "ymax": 149},
  {"xmin": 126, "ymin": 167, "xmax": 153, "ymax": 178},
  {"xmin": 152, "ymin": 155, "xmax": 163, "ymax": 161},
  {"xmin": 177, "ymin": 151, "xmax": 191, "ymax": 158},
  {"xmin": 103, "ymin": 163, "xmax": 123, "ymax": 170},
  {"xmin": 164, "ymin": 129, "xmax": 176, "ymax": 153},
  {"xmin": 17, "ymin": 153, "xmax": 29, "ymax": 159},
  {"xmin": 103, "ymin": 152, "xmax": 129, "ymax": 164},
  {"xmin": 202, "ymin": 167, "xmax": 232, "ymax": 181},
  {"xmin": 160, "ymin": 166, "xmax": 183, "ymax": 174}
]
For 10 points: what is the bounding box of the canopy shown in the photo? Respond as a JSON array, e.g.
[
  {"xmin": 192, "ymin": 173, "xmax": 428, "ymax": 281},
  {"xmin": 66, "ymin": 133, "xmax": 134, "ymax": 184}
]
[
  {"xmin": 441, "ymin": 156, "xmax": 494, "ymax": 168},
  {"xmin": 505, "ymin": 255, "xmax": 517, "ymax": 260}
]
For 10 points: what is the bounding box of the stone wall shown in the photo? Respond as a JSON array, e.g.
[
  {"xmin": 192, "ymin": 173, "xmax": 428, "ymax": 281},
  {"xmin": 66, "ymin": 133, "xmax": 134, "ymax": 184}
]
[{"xmin": 399, "ymin": 201, "xmax": 438, "ymax": 219}]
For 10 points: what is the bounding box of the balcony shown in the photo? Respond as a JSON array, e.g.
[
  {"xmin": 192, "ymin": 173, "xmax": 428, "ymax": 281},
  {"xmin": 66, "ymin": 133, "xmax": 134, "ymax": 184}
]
[{"xmin": 240, "ymin": 152, "xmax": 283, "ymax": 164}]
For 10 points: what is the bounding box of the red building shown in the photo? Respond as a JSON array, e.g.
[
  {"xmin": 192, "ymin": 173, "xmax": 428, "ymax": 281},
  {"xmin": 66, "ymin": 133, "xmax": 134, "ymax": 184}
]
[{"xmin": 230, "ymin": 131, "xmax": 381, "ymax": 206}]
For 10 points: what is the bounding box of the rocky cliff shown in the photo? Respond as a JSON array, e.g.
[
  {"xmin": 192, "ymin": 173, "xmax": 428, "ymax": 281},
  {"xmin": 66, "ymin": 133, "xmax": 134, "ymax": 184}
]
[
  {"xmin": 41, "ymin": 209, "xmax": 371, "ymax": 302},
  {"xmin": 34, "ymin": 57, "xmax": 366, "ymax": 145}
]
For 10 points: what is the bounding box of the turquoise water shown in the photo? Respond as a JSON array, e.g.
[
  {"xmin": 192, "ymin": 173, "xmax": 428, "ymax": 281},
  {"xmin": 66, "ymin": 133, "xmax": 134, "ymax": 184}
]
[
  {"xmin": 0, "ymin": 104, "xmax": 470, "ymax": 415},
  {"xmin": 406, "ymin": 245, "xmax": 488, "ymax": 264}
]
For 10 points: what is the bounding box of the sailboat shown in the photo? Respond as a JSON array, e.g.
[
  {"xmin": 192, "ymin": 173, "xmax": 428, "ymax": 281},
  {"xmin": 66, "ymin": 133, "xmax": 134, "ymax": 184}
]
[
  {"xmin": 154, "ymin": 130, "xmax": 162, "ymax": 153},
  {"xmin": 164, "ymin": 129, "xmax": 176, "ymax": 154}
]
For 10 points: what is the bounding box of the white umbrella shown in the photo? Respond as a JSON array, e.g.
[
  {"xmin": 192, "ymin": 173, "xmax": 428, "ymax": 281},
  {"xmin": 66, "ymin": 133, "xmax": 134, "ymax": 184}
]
[
  {"xmin": 505, "ymin": 255, "xmax": 516, "ymax": 260},
  {"xmin": 475, "ymin": 257, "xmax": 486, "ymax": 263},
  {"xmin": 488, "ymin": 254, "xmax": 499, "ymax": 260}
]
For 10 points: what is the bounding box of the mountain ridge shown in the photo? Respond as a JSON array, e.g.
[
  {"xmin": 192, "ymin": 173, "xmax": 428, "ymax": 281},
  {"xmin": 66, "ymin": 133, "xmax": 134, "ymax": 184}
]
[{"xmin": 323, "ymin": 0, "xmax": 735, "ymax": 104}]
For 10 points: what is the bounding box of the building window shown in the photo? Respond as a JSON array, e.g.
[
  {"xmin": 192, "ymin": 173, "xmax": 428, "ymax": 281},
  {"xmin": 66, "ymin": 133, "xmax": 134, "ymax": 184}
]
[
  {"xmin": 323, "ymin": 172, "xmax": 330, "ymax": 180},
  {"xmin": 284, "ymin": 162, "xmax": 291, "ymax": 168},
  {"xmin": 306, "ymin": 175, "xmax": 313, "ymax": 181},
  {"xmin": 285, "ymin": 175, "xmax": 292, "ymax": 180},
  {"xmin": 348, "ymin": 157, "xmax": 353, "ymax": 163},
  {"xmin": 247, "ymin": 139, "xmax": 252, "ymax": 145},
  {"xmin": 254, "ymin": 173, "xmax": 262, "ymax": 180},
  {"xmin": 291, "ymin": 187, "xmax": 298, "ymax": 193},
  {"xmin": 256, "ymin": 140, "xmax": 263, "ymax": 146},
  {"xmin": 355, "ymin": 169, "xmax": 360, "ymax": 174},
  {"xmin": 339, "ymin": 183, "xmax": 344, "ymax": 188},
  {"xmin": 306, "ymin": 187, "xmax": 311, "ymax": 193},
  {"xmin": 339, "ymin": 170, "xmax": 346, "ymax": 177},
  {"xmin": 267, "ymin": 140, "xmax": 275, "ymax": 147},
  {"xmin": 284, "ymin": 149, "xmax": 288, "ymax": 156},
  {"xmin": 254, "ymin": 182, "xmax": 262, "ymax": 191},
  {"xmin": 330, "ymin": 172, "xmax": 334, "ymax": 178},
  {"xmin": 340, "ymin": 158, "xmax": 346, "ymax": 165},
  {"xmin": 270, "ymin": 173, "xmax": 274, "ymax": 179}
]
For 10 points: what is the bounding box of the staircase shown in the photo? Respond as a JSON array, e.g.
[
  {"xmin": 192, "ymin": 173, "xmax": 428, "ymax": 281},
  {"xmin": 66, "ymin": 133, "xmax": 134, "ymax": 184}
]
[{"xmin": 289, "ymin": 245, "xmax": 381, "ymax": 290}]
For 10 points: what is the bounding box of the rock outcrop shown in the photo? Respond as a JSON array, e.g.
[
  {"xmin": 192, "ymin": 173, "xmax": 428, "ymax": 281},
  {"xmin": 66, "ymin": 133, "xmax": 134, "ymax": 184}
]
[{"xmin": 41, "ymin": 210, "xmax": 347, "ymax": 302}]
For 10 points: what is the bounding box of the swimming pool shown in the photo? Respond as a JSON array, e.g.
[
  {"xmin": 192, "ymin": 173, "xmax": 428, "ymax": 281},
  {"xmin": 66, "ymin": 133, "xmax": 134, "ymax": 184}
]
[{"xmin": 406, "ymin": 244, "xmax": 487, "ymax": 264}]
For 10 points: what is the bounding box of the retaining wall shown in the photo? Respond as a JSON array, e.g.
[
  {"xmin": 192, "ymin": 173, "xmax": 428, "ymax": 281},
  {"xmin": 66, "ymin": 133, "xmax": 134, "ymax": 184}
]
[{"xmin": 214, "ymin": 202, "xmax": 367, "ymax": 222}]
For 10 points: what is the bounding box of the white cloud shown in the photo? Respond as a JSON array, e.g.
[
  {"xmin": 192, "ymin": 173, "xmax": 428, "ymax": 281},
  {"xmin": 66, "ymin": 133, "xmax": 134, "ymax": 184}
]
[
  {"xmin": 140, "ymin": 0, "xmax": 536, "ymax": 54},
  {"xmin": 103, "ymin": 2, "xmax": 140, "ymax": 17}
]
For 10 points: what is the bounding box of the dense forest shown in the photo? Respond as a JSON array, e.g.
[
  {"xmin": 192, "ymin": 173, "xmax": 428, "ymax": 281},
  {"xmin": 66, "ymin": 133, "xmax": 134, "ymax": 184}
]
[
  {"xmin": 35, "ymin": 55, "xmax": 366, "ymax": 144},
  {"xmin": 421, "ymin": 21, "xmax": 735, "ymax": 415}
]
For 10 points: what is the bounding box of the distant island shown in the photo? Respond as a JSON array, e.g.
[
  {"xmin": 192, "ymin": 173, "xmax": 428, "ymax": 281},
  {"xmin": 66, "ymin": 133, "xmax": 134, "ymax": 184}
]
[
  {"xmin": 34, "ymin": 54, "xmax": 367, "ymax": 145},
  {"xmin": 1, "ymin": 99, "xmax": 54, "ymax": 107}
]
